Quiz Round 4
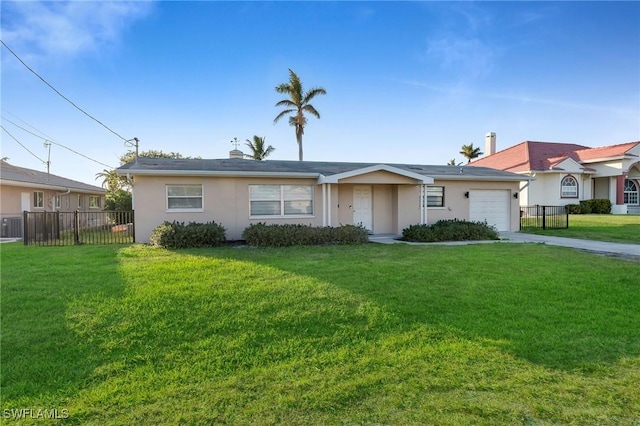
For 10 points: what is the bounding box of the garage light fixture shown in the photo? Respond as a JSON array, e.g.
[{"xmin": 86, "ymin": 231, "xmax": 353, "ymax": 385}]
[{"xmin": 464, "ymin": 192, "xmax": 469, "ymax": 198}]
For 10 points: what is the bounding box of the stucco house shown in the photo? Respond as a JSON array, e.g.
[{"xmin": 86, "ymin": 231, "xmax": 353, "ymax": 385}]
[
  {"xmin": 0, "ymin": 160, "xmax": 106, "ymax": 237},
  {"xmin": 116, "ymin": 155, "xmax": 529, "ymax": 242},
  {"xmin": 472, "ymin": 134, "xmax": 640, "ymax": 214}
]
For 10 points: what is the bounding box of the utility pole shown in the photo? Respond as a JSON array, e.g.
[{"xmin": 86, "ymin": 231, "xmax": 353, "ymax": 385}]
[{"xmin": 44, "ymin": 141, "xmax": 51, "ymax": 174}]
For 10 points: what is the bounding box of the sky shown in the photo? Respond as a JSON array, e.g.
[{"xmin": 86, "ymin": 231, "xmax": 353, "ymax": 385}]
[{"xmin": 1, "ymin": 1, "xmax": 639, "ymax": 186}]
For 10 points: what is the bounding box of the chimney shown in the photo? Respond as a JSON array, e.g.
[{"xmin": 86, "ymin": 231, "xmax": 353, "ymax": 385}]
[
  {"xmin": 485, "ymin": 132, "xmax": 496, "ymax": 156},
  {"xmin": 229, "ymin": 149, "xmax": 244, "ymax": 159}
]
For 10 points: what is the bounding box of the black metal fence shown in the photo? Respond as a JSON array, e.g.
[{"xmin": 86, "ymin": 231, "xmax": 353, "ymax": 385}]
[
  {"xmin": 23, "ymin": 211, "xmax": 135, "ymax": 246},
  {"xmin": 520, "ymin": 205, "xmax": 569, "ymax": 230}
]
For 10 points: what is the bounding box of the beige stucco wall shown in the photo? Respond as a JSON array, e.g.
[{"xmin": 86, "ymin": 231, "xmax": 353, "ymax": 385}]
[
  {"xmin": 523, "ymin": 173, "xmax": 594, "ymax": 206},
  {"xmin": 132, "ymin": 175, "xmax": 522, "ymax": 242},
  {"xmin": 0, "ymin": 183, "xmax": 105, "ymax": 215}
]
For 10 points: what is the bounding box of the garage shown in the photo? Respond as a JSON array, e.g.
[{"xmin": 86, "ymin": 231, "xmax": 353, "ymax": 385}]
[{"xmin": 469, "ymin": 190, "xmax": 511, "ymax": 232}]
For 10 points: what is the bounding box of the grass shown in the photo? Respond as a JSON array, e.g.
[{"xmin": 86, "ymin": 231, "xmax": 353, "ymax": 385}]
[
  {"xmin": 521, "ymin": 214, "xmax": 640, "ymax": 244},
  {"xmin": 1, "ymin": 242, "xmax": 639, "ymax": 424}
]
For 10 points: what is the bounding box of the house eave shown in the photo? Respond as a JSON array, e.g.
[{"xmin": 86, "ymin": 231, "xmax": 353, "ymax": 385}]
[
  {"xmin": 119, "ymin": 169, "xmax": 321, "ymax": 179},
  {"xmin": 0, "ymin": 179, "xmax": 105, "ymax": 194}
]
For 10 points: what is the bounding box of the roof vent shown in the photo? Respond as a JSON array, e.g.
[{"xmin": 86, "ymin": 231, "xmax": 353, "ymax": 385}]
[{"xmin": 229, "ymin": 149, "xmax": 244, "ymax": 159}]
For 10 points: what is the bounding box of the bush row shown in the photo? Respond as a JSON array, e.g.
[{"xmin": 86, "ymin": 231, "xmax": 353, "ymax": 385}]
[
  {"xmin": 150, "ymin": 219, "xmax": 500, "ymax": 249},
  {"xmin": 242, "ymin": 223, "xmax": 369, "ymax": 247},
  {"xmin": 150, "ymin": 221, "xmax": 226, "ymax": 249},
  {"xmin": 565, "ymin": 199, "xmax": 612, "ymax": 214},
  {"xmin": 149, "ymin": 221, "xmax": 369, "ymax": 248},
  {"xmin": 402, "ymin": 219, "xmax": 499, "ymax": 243}
]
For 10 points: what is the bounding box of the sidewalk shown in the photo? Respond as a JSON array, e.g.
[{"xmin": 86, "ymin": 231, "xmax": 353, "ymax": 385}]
[
  {"xmin": 499, "ymin": 232, "xmax": 640, "ymax": 260},
  {"xmin": 369, "ymin": 233, "xmax": 640, "ymax": 261}
]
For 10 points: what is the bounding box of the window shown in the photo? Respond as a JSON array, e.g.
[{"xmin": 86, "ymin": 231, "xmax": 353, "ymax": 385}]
[
  {"xmin": 54, "ymin": 195, "xmax": 61, "ymax": 209},
  {"xmin": 89, "ymin": 196, "xmax": 100, "ymax": 209},
  {"xmin": 33, "ymin": 191, "xmax": 44, "ymax": 208},
  {"xmin": 167, "ymin": 184, "xmax": 203, "ymax": 210},
  {"xmin": 250, "ymin": 185, "xmax": 314, "ymax": 216},
  {"xmin": 561, "ymin": 175, "xmax": 578, "ymax": 198},
  {"xmin": 426, "ymin": 186, "xmax": 445, "ymax": 207},
  {"xmin": 77, "ymin": 195, "xmax": 83, "ymax": 209},
  {"xmin": 624, "ymin": 179, "xmax": 639, "ymax": 205}
]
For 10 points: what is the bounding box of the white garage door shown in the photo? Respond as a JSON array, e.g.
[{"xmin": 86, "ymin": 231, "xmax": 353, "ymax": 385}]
[{"xmin": 469, "ymin": 190, "xmax": 511, "ymax": 232}]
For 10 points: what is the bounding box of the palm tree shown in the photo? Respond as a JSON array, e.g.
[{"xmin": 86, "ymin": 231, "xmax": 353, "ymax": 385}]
[
  {"xmin": 244, "ymin": 136, "xmax": 275, "ymax": 161},
  {"xmin": 447, "ymin": 158, "xmax": 462, "ymax": 166},
  {"xmin": 274, "ymin": 69, "xmax": 327, "ymax": 161},
  {"xmin": 459, "ymin": 143, "xmax": 483, "ymax": 163},
  {"xmin": 95, "ymin": 169, "xmax": 122, "ymax": 192}
]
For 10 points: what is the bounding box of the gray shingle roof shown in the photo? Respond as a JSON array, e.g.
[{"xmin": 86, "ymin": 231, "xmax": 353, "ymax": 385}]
[
  {"xmin": 116, "ymin": 157, "xmax": 527, "ymax": 181},
  {"xmin": 0, "ymin": 161, "xmax": 106, "ymax": 193}
]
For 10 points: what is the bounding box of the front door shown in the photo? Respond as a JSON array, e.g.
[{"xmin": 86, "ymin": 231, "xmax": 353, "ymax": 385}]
[
  {"xmin": 353, "ymin": 186, "xmax": 372, "ymax": 231},
  {"xmin": 21, "ymin": 192, "xmax": 31, "ymax": 212}
]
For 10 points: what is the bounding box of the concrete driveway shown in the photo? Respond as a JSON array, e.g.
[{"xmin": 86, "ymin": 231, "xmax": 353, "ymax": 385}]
[{"xmin": 369, "ymin": 233, "xmax": 640, "ymax": 261}]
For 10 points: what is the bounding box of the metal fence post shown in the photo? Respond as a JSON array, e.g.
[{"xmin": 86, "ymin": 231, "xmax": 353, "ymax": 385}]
[
  {"xmin": 74, "ymin": 210, "xmax": 80, "ymax": 245},
  {"xmin": 542, "ymin": 206, "xmax": 546, "ymax": 230}
]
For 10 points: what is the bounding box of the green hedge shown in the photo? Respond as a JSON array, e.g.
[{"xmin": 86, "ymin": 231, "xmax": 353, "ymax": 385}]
[
  {"xmin": 402, "ymin": 219, "xmax": 499, "ymax": 243},
  {"xmin": 578, "ymin": 199, "xmax": 612, "ymax": 214},
  {"xmin": 150, "ymin": 221, "xmax": 226, "ymax": 249},
  {"xmin": 242, "ymin": 223, "xmax": 369, "ymax": 247}
]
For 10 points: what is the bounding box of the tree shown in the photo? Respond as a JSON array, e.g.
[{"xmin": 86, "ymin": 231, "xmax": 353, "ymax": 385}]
[
  {"xmin": 244, "ymin": 135, "xmax": 275, "ymax": 161},
  {"xmin": 119, "ymin": 149, "xmax": 198, "ymax": 165},
  {"xmin": 274, "ymin": 69, "xmax": 327, "ymax": 161},
  {"xmin": 95, "ymin": 169, "xmax": 128, "ymax": 192},
  {"xmin": 447, "ymin": 159, "xmax": 462, "ymax": 166},
  {"xmin": 459, "ymin": 144, "xmax": 483, "ymax": 163}
]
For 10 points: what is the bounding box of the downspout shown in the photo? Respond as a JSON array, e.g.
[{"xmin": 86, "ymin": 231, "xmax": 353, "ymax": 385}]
[{"xmin": 51, "ymin": 188, "xmax": 71, "ymax": 209}]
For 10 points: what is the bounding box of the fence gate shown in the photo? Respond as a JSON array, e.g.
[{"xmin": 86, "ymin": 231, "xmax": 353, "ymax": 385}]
[
  {"xmin": 520, "ymin": 205, "xmax": 569, "ymax": 230},
  {"xmin": 23, "ymin": 211, "xmax": 134, "ymax": 246}
]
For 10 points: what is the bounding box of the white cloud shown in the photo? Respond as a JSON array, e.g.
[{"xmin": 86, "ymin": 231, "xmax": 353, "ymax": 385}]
[
  {"xmin": 425, "ymin": 37, "xmax": 498, "ymax": 79},
  {"xmin": 2, "ymin": 1, "xmax": 154, "ymax": 59}
]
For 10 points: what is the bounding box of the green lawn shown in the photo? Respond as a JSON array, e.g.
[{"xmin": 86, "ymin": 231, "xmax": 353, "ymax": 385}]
[
  {"xmin": 522, "ymin": 214, "xmax": 640, "ymax": 244},
  {"xmin": 2, "ymin": 242, "xmax": 639, "ymax": 424}
]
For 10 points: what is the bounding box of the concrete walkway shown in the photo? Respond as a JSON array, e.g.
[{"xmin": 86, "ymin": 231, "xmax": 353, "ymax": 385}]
[{"xmin": 369, "ymin": 233, "xmax": 640, "ymax": 261}]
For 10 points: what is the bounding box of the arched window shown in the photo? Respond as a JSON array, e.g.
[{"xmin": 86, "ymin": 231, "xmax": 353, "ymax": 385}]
[
  {"xmin": 561, "ymin": 175, "xmax": 578, "ymax": 198},
  {"xmin": 624, "ymin": 179, "xmax": 639, "ymax": 205}
]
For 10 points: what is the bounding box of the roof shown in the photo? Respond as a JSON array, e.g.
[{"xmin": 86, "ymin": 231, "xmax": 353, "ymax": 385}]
[
  {"xmin": 471, "ymin": 141, "xmax": 640, "ymax": 172},
  {"xmin": 0, "ymin": 161, "xmax": 106, "ymax": 193},
  {"xmin": 116, "ymin": 157, "xmax": 528, "ymax": 182}
]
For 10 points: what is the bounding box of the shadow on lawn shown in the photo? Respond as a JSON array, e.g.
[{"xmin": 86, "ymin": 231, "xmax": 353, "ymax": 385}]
[
  {"xmin": 210, "ymin": 243, "xmax": 640, "ymax": 372},
  {"xmin": 0, "ymin": 245, "xmax": 128, "ymax": 405}
]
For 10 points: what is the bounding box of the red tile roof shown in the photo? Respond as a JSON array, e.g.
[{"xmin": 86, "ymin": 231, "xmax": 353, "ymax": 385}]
[{"xmin": 471, "ymin": 141, "xmax": 639, "ymax": 172}]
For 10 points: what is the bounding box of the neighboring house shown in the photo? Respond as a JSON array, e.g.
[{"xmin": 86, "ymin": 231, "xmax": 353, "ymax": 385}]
[
  {"xmin": 472, "ymin": 134, "xmax": 640, "ymax": 214},
  {"xmin": 116, "ymin": 154, "xmax": 528, "ymax": 242},
  {"xmin": 0, "ymin": 160, "xmax": 106, "ymax": 237}
]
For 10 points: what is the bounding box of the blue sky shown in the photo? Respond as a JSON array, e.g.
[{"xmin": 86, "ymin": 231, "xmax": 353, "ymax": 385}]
[{"xmin": 2, "ymin": 1, "xmax": 639, "ymax": 186}]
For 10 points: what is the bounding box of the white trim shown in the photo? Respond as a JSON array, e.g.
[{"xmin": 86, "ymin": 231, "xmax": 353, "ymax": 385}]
[
  {"xmin": 327, "ymin": 183, "xmax": 332, "ymax": 226},
  {"xmin": 250, "ymin": 215, "xmax": 315, "ymax": 220},
  {"xmin": 120, "ymin": 170, "xmax": 320, "ymax": 179},
  {"xmin": 166, "ymin": 209, "xmax": 205, "ymax": 213},
  {"xmin": 318, "ymin": 164, "xmax": 434, "ymax": 185},
  {"xmin": 322, "ymin": 184, "xmax": 327, "ymax": 226},
  {"xmin": 0, "ymin": 179, "xmax": 105, "ymax": 194}
]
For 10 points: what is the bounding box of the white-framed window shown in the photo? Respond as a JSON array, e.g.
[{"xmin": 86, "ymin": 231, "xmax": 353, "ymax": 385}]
[
  {"xmin": 89, "ymin": 195, "xmax": 101, "ymax": 209},
  {"xmin": 249, "ymin": 185, "xmax": 314, "ymax": 217},
  {"xmin": 54, "ymin": 195, "xmax": 61, "ymax": 209},
  {"xmin": 33, "ymin": 191, "xmax": 44, "ymax": 208},
  {"xmin": 624, "ymin": 179, "xmax": 639, "ymax": 205},
  {"xmin": 77, "ymin": 194, "xmax": 83, "ymax": 209},
  {"xmin": 167, "ymin": 184, "xmax": 203, "ymax": 210},
  {"xmin": 427, "ymin": 186, "xmax": 445, "ymax": 207},
  {"xmin": 561, "ymin": 175, "xmax": 578, "ymax": 198}
]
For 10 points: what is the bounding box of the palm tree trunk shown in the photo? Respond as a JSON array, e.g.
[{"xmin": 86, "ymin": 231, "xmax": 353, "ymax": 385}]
[{"xmin": 296, "ymin": 130, "xmax": 304, "ymax": 161}]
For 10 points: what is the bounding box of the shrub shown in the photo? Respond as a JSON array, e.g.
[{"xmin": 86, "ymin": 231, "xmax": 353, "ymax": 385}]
[
  {"xmin": 566, "ymin": 204, "xmax": 583, "ymax": 214},
  {"xmin": 579, "ymin": 199, "xmax": 611, "ymax": 214},
  {"xmin": 402, "ymin": 219, "xmax": 499, "ymax": 243},
  {"xmin": 242, "ymin": 223, "xmax": 369, "ymax": 247},
  {"xmin": 150, "ymin": 221, "xmax": 226, "ymax": 249}
]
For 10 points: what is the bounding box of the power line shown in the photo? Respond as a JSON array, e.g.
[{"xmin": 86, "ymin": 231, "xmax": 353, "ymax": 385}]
[
  {"xmin": 1, "ymin": 125, "xmax": 47, "ymax": 164},
  {"xmin": 1, "ymin": 39, "xmax": 130, "ymax": 142},
  {"xmin": 1, "ymin": 116, "xmax": 115, "ymax": 169},
  {"xmin": 1, "ymin": 108, "xmax": 55, "ymax": 141}
]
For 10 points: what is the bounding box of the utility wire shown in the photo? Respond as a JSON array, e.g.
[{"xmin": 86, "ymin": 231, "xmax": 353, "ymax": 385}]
[
  {"xmin": 1, "ymin": 125, "xmax": 47, "ymax": 164},
  {"xmin": 1, "ymin": 108, "xmax": 55, "ymax": 141},
  {"xmin": 1, "ymin": 39, "xmax": 129, "ymax": 142},
  {"xmin": 1, "ymin": 117, "xmax": 115, "ymax": 169}
]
